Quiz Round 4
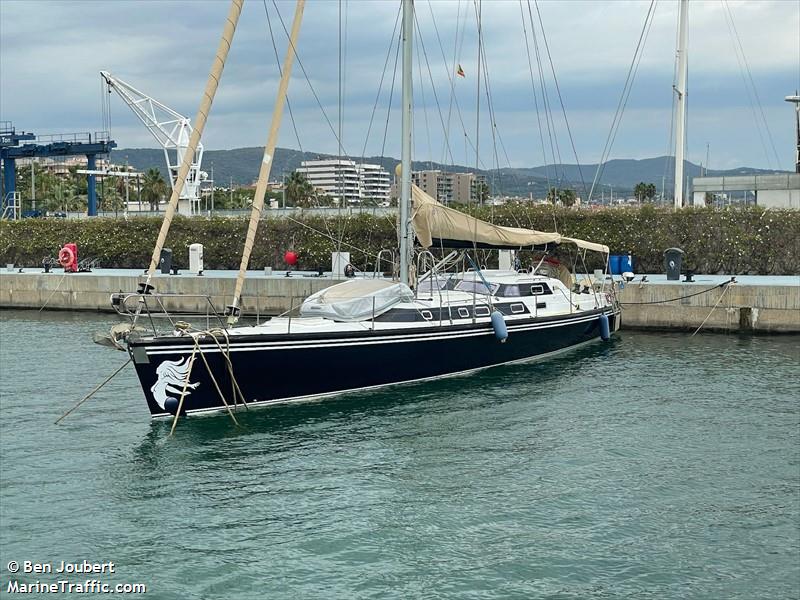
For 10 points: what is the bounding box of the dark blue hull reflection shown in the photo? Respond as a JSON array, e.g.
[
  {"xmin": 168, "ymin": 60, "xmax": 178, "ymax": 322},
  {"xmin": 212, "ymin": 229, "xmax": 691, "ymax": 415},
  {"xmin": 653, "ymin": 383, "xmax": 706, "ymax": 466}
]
[{"xmin": 130, "ymin": 309, "xmax": 620, "ymax": 418}]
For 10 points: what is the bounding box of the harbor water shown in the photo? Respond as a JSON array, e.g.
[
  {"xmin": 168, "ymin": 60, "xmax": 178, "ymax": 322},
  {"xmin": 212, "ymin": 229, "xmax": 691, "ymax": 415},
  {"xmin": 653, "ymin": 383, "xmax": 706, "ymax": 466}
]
[{"xmin": 1, "ymin": 310, "xmax": 798, "ymax": 599}]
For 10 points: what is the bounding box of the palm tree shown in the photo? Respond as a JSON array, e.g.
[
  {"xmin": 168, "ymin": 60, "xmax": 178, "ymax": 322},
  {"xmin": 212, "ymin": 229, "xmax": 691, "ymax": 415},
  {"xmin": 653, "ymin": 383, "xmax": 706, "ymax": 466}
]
[
  {"xmin": 285, "ymin": 171, "xmax": 314, "ymax": 208},
  {"xmin": 141, "ymin": 168, "xmax": 169, "ymax": 211},
  {"xmin": 101, "ymin": 176, "xmax": 124, "ymax": 215}
]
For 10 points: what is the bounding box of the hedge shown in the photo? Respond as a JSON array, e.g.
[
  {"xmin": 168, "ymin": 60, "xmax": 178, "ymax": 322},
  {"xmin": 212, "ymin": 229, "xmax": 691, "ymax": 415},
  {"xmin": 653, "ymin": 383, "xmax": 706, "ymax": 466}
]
[{"xmin": 1, "ymin": 206, "xmax": 798, "ymax": 275}]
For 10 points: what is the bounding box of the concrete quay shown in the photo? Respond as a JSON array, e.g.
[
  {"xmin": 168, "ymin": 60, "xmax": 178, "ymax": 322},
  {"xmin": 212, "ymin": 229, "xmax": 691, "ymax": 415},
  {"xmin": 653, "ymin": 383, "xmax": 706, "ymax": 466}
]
[
  {"xmin": 616, "ymin": 275, "xmax": 799, "ymax": 333},
  {"xmin": 0, "ymin": 269, "xmax": 334, "ymax": 319},
  {"xmin": 0, "ymin": 269, "xmax": 797, "ymax": 333}
]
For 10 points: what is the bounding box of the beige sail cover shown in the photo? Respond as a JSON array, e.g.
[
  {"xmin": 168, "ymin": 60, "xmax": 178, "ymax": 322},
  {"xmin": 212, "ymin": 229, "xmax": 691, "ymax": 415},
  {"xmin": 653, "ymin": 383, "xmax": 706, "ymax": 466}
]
[{"xmin": 411, "ymin": 185, "xmax": 608, "ymax": 254}]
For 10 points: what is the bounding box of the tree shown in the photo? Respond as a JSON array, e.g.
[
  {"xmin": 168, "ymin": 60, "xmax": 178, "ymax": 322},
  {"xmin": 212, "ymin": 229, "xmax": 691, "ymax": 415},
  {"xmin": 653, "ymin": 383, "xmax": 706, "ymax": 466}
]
[
  {"xmin": 285, "ymin": 171, "xmax": 314, "ymax": 208},
  {"xmin": 546, "ymin": 187, "xmax": 577, "ymax": 207},
  {"xmin": 141, "ymin": 168, "xmax": 168, "ymax": 211},
  {"xmin": 474, "ymin": 181, "xmax": 490, "ymax": 204},
  {"xmin": 100, "ymin": 175, "xmax": 125, "ymax": 214},
  {"xmin": 634, "ymin": 182, "xmax": 657, "ymax": 203}
]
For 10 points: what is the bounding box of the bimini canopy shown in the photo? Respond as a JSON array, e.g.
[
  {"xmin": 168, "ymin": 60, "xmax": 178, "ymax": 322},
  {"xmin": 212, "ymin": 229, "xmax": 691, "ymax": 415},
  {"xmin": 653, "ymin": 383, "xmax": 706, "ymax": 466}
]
[{"xmin": 411, "ymin": 185, "xmax": 608, "ymax": 254}]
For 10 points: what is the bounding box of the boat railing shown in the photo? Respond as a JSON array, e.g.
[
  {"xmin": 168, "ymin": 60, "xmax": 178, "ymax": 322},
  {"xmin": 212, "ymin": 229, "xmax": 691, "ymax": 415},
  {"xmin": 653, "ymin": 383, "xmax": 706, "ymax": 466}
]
[
  {"xmin": 111, "ymin": 292, "xmax": 228, "ymax": 335},
  {"xmin": 373, "ymin": 249, "xmax": 397, "ymax": 279}
]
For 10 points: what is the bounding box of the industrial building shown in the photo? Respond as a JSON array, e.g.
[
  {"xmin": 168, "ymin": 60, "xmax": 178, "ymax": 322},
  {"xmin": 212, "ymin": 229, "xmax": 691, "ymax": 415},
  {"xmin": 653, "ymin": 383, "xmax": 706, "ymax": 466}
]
[{"xmin": 691, "ymin": 174, "xmax": 800, "ymax": 209}]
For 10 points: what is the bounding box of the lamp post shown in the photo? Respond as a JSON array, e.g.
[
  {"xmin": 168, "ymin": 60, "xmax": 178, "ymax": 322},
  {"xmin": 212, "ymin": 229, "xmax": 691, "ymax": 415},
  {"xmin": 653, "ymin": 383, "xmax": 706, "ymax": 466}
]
[
  {"xmin": 786, "ymin": 93, "xmax": 800, "ymax": 173},
  {"xmin": 603, "ymin": 183, "xmax": 613, "ymax": 205}
]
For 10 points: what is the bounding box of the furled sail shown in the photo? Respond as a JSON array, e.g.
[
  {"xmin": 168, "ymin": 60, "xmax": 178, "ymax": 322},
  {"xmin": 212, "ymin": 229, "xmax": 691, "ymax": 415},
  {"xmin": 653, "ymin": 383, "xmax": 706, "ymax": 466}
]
[{"xmin": 411, "ymin": 185, "xmax": 608, "ymax": 254}]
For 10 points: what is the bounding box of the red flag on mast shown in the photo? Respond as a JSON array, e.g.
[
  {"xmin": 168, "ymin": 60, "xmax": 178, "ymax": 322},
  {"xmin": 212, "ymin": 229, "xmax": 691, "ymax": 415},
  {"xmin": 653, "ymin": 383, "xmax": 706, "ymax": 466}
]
[{"xmin": 456, "ymin": 64, "xmax": 465, "ymax": 78}]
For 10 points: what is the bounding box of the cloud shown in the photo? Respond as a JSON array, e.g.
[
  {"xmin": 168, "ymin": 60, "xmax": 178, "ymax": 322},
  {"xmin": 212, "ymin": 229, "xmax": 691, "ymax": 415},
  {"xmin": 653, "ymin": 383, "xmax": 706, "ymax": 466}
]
[{"xmin": 1, "ymin": 0, "xmax": 797, "ymax": 171}]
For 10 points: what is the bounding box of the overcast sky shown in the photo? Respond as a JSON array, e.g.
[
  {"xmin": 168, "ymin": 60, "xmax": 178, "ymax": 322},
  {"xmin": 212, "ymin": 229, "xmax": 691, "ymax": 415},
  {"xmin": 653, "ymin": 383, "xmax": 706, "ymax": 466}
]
[{"xmin": 1, "ymin": 0, "xmax": 798, "ymax": 171}]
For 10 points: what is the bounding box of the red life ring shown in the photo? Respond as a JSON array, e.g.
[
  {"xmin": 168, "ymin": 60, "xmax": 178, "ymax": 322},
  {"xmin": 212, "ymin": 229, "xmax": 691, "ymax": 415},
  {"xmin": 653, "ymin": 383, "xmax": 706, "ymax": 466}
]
[{"xmin": 58, "ymin": 246, "xmax": 74, "ymax": 268}]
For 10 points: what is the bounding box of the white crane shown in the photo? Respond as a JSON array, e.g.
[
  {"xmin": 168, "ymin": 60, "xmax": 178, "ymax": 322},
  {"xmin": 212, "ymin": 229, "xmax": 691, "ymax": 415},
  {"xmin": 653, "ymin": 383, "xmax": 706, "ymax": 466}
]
[{"xmin": 100, "ymin": 71, "xmax": 206, "ymax": 215}]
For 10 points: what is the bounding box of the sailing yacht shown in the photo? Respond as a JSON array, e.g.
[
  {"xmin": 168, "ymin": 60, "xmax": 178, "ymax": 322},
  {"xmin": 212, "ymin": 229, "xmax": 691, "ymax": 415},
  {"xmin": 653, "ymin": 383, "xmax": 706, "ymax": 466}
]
[{"xmin": 112, "ymin": 0, "xmax": 621, "ymax": 418}]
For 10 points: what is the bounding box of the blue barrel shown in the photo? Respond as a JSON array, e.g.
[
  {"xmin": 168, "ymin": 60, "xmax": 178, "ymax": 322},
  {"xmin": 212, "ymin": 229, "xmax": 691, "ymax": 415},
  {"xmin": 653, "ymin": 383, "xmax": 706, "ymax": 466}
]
[
  {"xmin": 609, "ymin": 255, "xmax": 622, "ymax": 274},
  {"xmin": 619, "ymin": 254, "xmax": 633, "ymax": 273}
]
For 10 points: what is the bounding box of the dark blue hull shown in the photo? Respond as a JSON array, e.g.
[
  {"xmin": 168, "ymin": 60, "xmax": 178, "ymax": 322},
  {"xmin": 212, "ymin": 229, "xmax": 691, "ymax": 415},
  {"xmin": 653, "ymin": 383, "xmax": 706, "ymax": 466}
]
[{"xmin": 129, "ymin": 308, "xmax": 620, "ymax": 418}]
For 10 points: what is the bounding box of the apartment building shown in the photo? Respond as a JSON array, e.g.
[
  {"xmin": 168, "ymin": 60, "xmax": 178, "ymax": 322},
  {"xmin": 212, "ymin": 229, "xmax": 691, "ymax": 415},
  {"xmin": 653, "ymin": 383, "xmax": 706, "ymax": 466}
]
[
  {"xmin": 299, "ymin": 159, "xmax": 390, "ymax": 204},
  {"xmin": 404, "ymin": 169, "xmax": 488, "ymax": 204},
  {"xmin": 358, "ymin": 163, "xmax": 391, "ymax": 204}
]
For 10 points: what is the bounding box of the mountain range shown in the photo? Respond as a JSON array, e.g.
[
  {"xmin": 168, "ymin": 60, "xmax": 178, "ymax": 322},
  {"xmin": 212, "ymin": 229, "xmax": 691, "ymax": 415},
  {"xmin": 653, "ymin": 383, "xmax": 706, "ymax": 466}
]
[{"xmin": 109, "ymin": 147, "xmax": 786, "ymax": 198}]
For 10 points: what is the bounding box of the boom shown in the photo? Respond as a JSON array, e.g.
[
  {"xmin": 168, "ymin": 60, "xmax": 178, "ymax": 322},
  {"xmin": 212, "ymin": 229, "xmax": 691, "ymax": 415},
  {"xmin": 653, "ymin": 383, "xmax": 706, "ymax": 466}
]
[{"xmin": 100, "ymin": 71, "xmax": 206, "ymax": 214}]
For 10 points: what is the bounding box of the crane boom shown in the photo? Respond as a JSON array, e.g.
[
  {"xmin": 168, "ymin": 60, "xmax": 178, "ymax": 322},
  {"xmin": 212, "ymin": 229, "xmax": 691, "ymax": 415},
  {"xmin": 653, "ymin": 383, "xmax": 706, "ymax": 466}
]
[{"xmin": 100, "ymin": 70, "xmax": 206, "ymax": 214}]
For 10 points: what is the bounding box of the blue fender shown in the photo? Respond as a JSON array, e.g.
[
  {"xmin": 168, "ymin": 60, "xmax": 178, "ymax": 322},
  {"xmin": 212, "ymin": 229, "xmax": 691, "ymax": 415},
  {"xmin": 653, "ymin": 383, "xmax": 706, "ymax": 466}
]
[
  {"xmin": 491, "ymin": 310, "xmax": 508, "ymax": 343},
  {"xmin": 599, "ymin": 313, "xmax": 611, "ymax": 341}
]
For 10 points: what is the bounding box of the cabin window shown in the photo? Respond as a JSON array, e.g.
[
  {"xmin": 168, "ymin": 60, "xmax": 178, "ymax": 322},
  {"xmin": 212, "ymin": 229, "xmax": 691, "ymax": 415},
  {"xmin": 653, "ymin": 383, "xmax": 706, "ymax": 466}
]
[
  {"xmin": 421, "ymin": 310, "xmax": 433, "ymax": 321},
  {"xmin": 536, "ymin": 302, "xmax": 547, "ymax": 309},
  {"xmin": 458, "ymin": 308, "xmax": 470, "ymax": 318},
  {"xmin": 455, "ymin": 279, "xmax": 499, "ymax": 296},
  {"xmin": 474, "ymin": 306, "xmax": 491, "ymax": 317},
  {"xmin": 499, "ymin": 284, "xmax": 520, "ymax": 297},
  {"xmin": 510, "ymin": 303, "xmax": 525, "ymax": 314},
  {"xmin": 531, "ymin": 284, "xmax": 545, "ymax": 295}
]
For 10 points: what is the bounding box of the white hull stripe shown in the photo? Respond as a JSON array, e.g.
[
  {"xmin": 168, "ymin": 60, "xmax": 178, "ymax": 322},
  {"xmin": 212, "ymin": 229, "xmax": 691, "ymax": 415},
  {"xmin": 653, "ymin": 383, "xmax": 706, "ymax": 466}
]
[
  {"xmin": 150, "ymin": 338, "xmax": 602, "ymax": 419},
  {"xmin": 143, "ymin": 311, "xmax": 615, "ymax": 356}
]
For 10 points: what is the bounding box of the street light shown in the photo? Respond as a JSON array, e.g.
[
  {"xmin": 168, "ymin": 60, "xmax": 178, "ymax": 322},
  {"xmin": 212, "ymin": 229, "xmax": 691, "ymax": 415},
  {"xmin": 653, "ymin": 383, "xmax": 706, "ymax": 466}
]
[{"xmin": 603, "ymin": 183, "xmax": 614, "ymax": 205}]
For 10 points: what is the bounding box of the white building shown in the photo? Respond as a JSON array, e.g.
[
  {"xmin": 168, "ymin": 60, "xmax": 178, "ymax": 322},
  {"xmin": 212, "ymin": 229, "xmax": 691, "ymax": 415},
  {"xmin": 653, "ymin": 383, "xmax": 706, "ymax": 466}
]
[
  {"xmin": 691, "ymin": 174, "xmax": 800, "ymax": 209},
  {"xmin": 358, "ymin": 163, "xmax": 391, "ymax": 204},
  {"xmin": 299, "ymin": 159, "xmax": 360, "ymax": 204},
  {"xmin": 298, "ymin": 159, "xmax": 390, "ymax": 204}
]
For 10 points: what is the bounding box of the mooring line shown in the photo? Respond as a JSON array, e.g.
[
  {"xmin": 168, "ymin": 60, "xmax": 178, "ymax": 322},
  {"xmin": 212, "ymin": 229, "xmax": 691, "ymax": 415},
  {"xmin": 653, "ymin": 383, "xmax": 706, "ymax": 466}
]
[
  {"xmin": 39, "ymin": 272, "xmax": 68, "ymax": 312},
  {"xmin": 620, "ymin": 278, "xmax": 734, "ymax": 306},
  {"xmin": 55, "ymin": 358, "xmax": 132, "ymax": 424},
  {"xmin": 170, "ymin": 345, "xmax": 198, "ymax": 436},
  {"xmin": 691, "ymin": 283, "xmax": 733, "ymax": 337}
]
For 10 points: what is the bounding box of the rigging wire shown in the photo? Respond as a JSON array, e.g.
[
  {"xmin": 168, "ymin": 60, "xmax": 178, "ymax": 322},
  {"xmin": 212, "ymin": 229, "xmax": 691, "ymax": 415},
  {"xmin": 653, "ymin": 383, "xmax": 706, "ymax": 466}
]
[
  {"xmin": 473, "ymin": 0, "xmax": 481, "ymax": 177},
  {"xmin": 335, "ymin": 0, "xmax": 351, "ymax": 255},
  {"xmin": 270, "ymin": 0, "xmax": 349, "ymax": 156},
  {"xmin": 661, "ymin": 40, "xmax": 679, "ymax": 203},
  {"xmin": 359, "ymin": 3, "xmax": 402, "ymax": 164},
  {"xmin": 525, "ymin": 0, "xmax": 563, "ymax": 184},
  {"xmin": 424, "ymin": 0, "xmax": 482, "ymax": 168},
  {"xmin": 414, "ymin": 11, "xmax": 475, "ymax": 170},
  {"xmin": 533, "ymin": 0, "xmax": 587, "ymax": 200},
  {"xmin": 263, "ymin": 0, "xmax": 303, "ymax": 153},
  {"xmin": 472, "ymin": 9, "xmax": 523, "ymax": 206},
  {"xmin": 415, "ymin": 30, "xmax": 434, "ymax": 171},
  {"xmin": 263, "ymin": 0, "xmax": 337, "ymax": 247},
  {"xmin": 429, "ymin": 0, "xmax": 467, "ymax": 165},
  {"xmin": 380, "ymin": 33, "xmax": 402, "ymax": 161},
  {"xmin": 721, "ymin": 0, "xmax": 781, "ymax": 169},
  {"xmin": 519, "ymin": 0, "xmax": 551, "ymax": 193},
  {"xmin": 586, "ymin": 0, "xmax": 656, "ymax": 203}
]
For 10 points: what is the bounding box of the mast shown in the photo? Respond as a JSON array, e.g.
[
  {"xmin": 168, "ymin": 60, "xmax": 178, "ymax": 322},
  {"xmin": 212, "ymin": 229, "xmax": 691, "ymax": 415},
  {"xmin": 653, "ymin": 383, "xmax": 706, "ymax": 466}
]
[
  {"xmin": 673, "ymin": 0, "xmax": 689, "ymax": 209},
  {"xmin": 227, "ymin": 0, "xmax": 305, "ymax": 323},
  {"xmin": 141, "ymin": 0, "xmax": 244, "ymax": 288},
  {"xmin": 399, "ymin": 0, "xmax": 414, "ymax": 286}
]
